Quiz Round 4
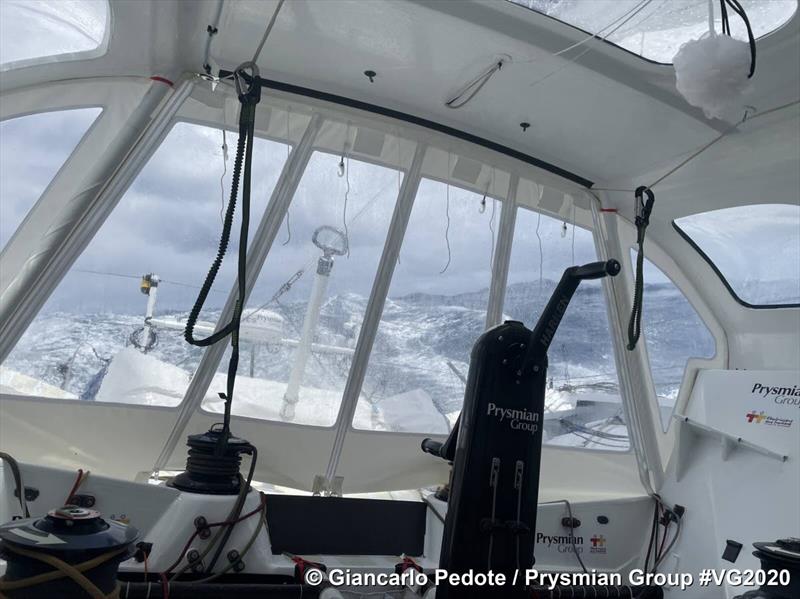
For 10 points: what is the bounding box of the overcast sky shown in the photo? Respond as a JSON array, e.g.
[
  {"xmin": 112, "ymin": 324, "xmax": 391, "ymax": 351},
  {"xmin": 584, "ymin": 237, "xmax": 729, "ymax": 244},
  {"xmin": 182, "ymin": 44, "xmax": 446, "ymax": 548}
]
[{"xmin": 1, "ymin": 112, "xmax": 606, "ymax": 318}]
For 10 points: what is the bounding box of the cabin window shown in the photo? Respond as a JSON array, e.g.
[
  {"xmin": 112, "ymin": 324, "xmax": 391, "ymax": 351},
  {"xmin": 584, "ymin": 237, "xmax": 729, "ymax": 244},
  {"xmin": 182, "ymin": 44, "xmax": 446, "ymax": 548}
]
[
  {"xmin": 674, "ymin": 204, "xmax": 800, "ymax": 307},
  {"xmin": 0, "ymin": 0, "xmax": 110, "ymax": 69},
  {"xmin": 631, "ymin": 251, "xmax": 716, "ymax": 431},
  {"xmin": 0, "ymin": 108, "xmax": 102, "ymax": 251},
  {"xmin": 200, "ymin": 151, "xmax": 402, "ymax": 427},
  {"xmin": 506, "ymin": 0, "xmax": 797, "ymax": 64},
  {"xmin": 1, "ymin": 121, "xmax": 288, "ymax": 403},
  {"xmin": 354, "ymin": 178, "xmax": 498, "ymax": 435},
  {"xmin": 504, "ymin": 204, "xmax": 629, "ymax": 451}
]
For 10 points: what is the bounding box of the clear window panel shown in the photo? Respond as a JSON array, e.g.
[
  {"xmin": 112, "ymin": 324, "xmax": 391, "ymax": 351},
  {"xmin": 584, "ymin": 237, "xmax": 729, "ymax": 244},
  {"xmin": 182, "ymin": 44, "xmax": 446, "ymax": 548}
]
[
  {"xmin": 506, "ymin": 1, "xmax": 797, "ymax": 64},
  {"xmin": 354, "ymin": 179, "xmax": 499, "ymax": 434},
  {"xmin": 505, "ymin": 206, "xmax": 629, "ymax": 451},
  {"xmin": 674, "ymin": 204, "xmax": 800, "ymax": 306},
  {"xmin": 1, "ymin": 122, "xmax": 287, "ymax": 403},
  {"xmin": 1, "ymin": 108, "xmax": 102, "ymax": 250},
  {"xmin": 632, "ymin": 251, "xmax": 715, "ymax": 431},
  {"xmin": 200, "ymin": 151, "xmax": 403, "ymax": 427},
  {"xmin": 1, "ymin": 0, "xmax": 109, "ymax": 67}
]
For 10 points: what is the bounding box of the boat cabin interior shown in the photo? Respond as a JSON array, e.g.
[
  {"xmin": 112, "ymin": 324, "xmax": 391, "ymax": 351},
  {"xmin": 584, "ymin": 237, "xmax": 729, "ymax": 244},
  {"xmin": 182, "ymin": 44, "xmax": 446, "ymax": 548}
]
[{"xmin": 0, "ymin": 1, "xmax": 798, "ymax": 598}]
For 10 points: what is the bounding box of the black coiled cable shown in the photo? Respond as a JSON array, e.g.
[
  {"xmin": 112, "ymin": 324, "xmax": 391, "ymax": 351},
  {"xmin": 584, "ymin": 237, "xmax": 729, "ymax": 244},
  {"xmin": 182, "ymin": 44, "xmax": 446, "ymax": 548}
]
[{"xmin": 183, "ymin": 65, "xmax": 260, "ymax": 437}]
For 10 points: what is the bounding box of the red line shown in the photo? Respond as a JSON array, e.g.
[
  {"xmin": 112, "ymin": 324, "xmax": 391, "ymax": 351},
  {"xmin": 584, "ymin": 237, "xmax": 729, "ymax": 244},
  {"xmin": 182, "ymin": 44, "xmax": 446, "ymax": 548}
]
[
  {"xmin": 150, "ymin": 76, "xmax": 174, "ymax": 87},
  {"xmin": 600, "ymin": 208, "xmax": 618, "ymax": 213}
]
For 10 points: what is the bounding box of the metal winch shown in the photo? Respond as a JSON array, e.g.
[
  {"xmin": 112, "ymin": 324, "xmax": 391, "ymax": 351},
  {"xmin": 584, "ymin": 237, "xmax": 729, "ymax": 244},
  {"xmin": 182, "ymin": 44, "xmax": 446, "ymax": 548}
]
[{"xmin": 0, "ymin": 505, "xmax": 138, "ymax": 598}]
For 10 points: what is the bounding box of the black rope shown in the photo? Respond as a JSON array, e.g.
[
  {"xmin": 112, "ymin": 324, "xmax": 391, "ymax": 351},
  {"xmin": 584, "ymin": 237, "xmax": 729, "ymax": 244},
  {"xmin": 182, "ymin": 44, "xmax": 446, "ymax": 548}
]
[
  {"xmin": 183, "ymin": 64, "xmax": 261, "ymax": 439},
  {"xmin": 720, "ymin": 0, "xmax": 757, "ymax": 77},
  {"xmin": 627, "ymin": 186, "xmax": 654, "ymax": 351}
]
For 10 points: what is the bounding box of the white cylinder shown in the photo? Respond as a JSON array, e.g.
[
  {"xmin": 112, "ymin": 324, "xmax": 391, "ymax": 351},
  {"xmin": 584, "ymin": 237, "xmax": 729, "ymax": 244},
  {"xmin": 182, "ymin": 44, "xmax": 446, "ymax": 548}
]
[{"xmin": 281, "ymin": 256, "xmax": 332, "ymax": 419}]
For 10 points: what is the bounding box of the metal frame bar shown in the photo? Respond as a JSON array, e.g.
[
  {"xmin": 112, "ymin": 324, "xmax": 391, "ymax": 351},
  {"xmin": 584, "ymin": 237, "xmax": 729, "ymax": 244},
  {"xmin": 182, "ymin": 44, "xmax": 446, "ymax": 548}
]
[
  {"xmin": 323, "ymin": 143, "xmax": 428, "ymax": 484},
  {"xmin": 484, "ymin": 174, "xmax": 519, "ymax": 328},
  {"xmin": 153, "ymin": 113, "xmax": 323, "ymax": 472},
  {"xmin": 590, "ymin": 197, "xmax": 664, "ymax": 493}
]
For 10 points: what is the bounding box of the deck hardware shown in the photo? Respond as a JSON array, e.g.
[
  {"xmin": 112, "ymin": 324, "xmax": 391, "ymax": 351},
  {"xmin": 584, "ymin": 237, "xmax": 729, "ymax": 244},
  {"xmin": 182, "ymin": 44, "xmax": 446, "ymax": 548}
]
[
  {"xmin": 520, "ymin": 122, "xmax": 531, "ymax": 132},
  {"xmin": 364, "ymin": 70, "xmax": 377, "ymax": 83},
  {"xmin": 194, "ymin": 516, "xmax": 211, "ymax": 539},
  {"xmin": 13, "ymin": 487, "xmax": 39, "ymax": 502}
]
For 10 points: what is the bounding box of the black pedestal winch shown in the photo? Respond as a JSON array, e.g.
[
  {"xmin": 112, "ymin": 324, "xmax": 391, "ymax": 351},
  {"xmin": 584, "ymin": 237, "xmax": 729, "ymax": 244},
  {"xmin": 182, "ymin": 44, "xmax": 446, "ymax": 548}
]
[
  {"xmin": 170, "ymin": 425, "xmax": 255, "ymax": 495},
  {"xmin": 732, "ymin": 538, "xmax": 800, "ymax": 599},
  {"xmin": 0, "ymin": 506, "xmax": 138, "ymax": 598},
  {"xmin": 423, "ymin": 259, "xmax": 621, "ymax": 599}
]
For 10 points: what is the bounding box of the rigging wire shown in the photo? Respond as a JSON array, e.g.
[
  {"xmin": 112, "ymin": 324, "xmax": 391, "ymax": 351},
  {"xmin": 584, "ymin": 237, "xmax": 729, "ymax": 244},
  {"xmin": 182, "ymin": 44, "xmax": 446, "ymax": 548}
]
[
  {"xmin": 219, "ymin": 128, "xmax": 228, "ymax": 225},
  {"xmin": 592, "ymin": 100, "xmax": 800, "ymax": 195},
  {"xmin": 440, "ymin": 153, "xmax": 453, "ymax": 274},
  {"xmin": 516, "ymin": 0, "xmax": 653, "ymax": 65},
  {"xmin": 571, "ymin": 198, "xmax": 576, "ymax": 265},
  {"xmin": 445, "ymin": 59, "xmax": 506, "ymax": 109},
  {"xmin": 251, "ymin": 0, "xmax": 286, "ymax": 65},
  {"xmin": 343, "ymin": 155, "xmax": 350, "ymax": 258},
  {"xmin": 282, "ymin": 106, "xmax": 293, "ymax": 246},
  {"xmin": 201, "ymin": 0, "xmax": 225, "ymax": 73},
  {"xmin": 73, "ymin": 269, "xmax": 226, "ymax": 293},
  {"xmin": 488, "ymin": 169, "xmax": 497, "ymax": 271},
  {"xmin": 527, "ymin": 0, "xmax": 658, "ymax": 89},
  {"xmin": 342, "ymin": 125, "xmax": 351, "ymax": 258},
  {"xmin": 535, "ymin": 205, "xmax": 544, "ymax": 299}
]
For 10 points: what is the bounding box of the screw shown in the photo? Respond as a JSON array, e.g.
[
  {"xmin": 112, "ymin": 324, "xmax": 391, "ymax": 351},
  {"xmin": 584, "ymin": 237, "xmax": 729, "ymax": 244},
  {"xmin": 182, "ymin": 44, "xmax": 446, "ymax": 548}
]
[
  {"xmin": 227, "ymin": 550, "xmax": 240, "ymax": 563},
  {"xmin": 502, "ymin": 359, "xmax": 508, "ymax": 364},
  {"xmin": 194, "ymin": 516, "xmax": 211, "ymax": 540},
  {"xmin": 187, "ymin": 549, "xmax": 201, "ymax": 564},
  {"xmin": 233, "ymin": 560, "xmax": 246, "ymax": 572},
  {"xmin": 498, "ymin": 336, "xmax": 504, "ymax": 341},
  {"xmin": 364, "ymin": 70, "xmax": 376, "ymax": 83},
  {"xmin": 533, "ymin": 365, "xmax": 539, "ymax": 372}
]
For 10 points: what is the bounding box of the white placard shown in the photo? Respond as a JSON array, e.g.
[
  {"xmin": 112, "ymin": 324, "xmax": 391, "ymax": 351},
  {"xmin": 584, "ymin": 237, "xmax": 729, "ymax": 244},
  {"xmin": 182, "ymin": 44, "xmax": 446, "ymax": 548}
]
[{"xmin": 686, "ymin": 370, "xmax": 800, "ymax": 456}]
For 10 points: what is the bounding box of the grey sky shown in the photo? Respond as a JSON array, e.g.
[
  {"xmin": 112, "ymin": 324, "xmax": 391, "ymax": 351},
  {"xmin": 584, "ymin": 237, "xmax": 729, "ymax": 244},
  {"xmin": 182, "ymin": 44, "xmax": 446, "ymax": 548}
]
[{"xmin": 2, "ymin": 115, "xmax": 602, "ymax": 318}]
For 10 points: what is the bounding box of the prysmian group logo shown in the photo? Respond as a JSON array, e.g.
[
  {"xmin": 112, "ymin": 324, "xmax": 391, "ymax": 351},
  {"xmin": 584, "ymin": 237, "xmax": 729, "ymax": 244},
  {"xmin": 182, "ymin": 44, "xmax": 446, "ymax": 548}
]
[
  {"xmin": 751, "ymin": 383, "xmax": 800, "ymax": 407},
  {"xmin": 486, "ymin": 403, "xmax": 539, "ymax": 434},
  {"xmin": 590, "ymin": 535, "xmax": 607, "ymax": 554},
  {"xmin": 745, "ymin": 410, "xmax": 793, "ymax": 428}
]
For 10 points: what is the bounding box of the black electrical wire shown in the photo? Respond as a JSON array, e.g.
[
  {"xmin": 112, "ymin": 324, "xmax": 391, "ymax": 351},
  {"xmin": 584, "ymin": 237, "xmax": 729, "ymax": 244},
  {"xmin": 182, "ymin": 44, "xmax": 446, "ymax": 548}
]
[
  {"xmin": 718, "ymin": 0, "xmax": 756, "ymax": 77},
  {"xmin": 627, "ymin": 186, "xmax": 654, "ymax": 351},
  {"xmin": 724, "ymin": 0, "xmax": 756, "ymax": 77},
  {"xmin": 541, "ymin": 500, "xmax": 588, "ymax": 573},
  {"xmin": 205, "ymin": 446, "xmax": 258, "ymax": 574},
  {"xmin": 643, "ymin": 497, "xmax": 659, "ymax": 573}
]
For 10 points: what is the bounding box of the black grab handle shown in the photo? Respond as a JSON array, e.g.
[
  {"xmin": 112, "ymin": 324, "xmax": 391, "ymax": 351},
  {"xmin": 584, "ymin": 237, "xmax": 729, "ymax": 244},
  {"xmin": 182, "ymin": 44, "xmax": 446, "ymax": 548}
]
[
  {"xmin": 571, "ymin": 259, "xmax": 621, "ymax": 280},
  {"xmin": 524, "ymin": 259, "xmax": 620, "ymax": 366},
  {"xmin": 421, "ymin": 438, "xmax": 444, "ymax": 457}
]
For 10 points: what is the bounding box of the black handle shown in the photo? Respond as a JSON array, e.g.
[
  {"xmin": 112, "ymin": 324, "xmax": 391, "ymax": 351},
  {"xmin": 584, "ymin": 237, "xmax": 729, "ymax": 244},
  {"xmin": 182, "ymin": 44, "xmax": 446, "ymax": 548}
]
[
  {"xmin": 571, "ymin": 259, "xmax": 621, "ymax": 281},
  {"xmin": 421, "ymin": 438, "xmax": 444, "ymax": 457}
]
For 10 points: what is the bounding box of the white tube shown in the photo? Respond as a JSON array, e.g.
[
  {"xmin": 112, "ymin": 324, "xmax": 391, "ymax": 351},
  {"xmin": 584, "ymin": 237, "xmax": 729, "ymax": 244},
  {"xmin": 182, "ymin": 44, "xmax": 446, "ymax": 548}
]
[
  {"xmin": 143, "ymin": 275, "xmax": 160, "ymax": 349},
  {"xmin": 281, "ymin": 256, "xmax": 332, "ymax": 419}
]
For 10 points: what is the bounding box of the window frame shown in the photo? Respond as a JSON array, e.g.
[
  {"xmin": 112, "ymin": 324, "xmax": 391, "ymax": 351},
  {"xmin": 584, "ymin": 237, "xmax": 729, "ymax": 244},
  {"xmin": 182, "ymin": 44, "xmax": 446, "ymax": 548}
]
[
  {"xmin": 503, "ymin": 0, "xmax": 799, "ymax": 66},
  {"xmin": 0, "ymin": 0, "xmax": 113, "ymax": 72},
  {"xmin": 1, "ymin": 82, "xmax": 638, "ymax": 456},
  {"xmin": 0, "ymin": 105, "xmax": 104, "ymax": 253},
  {"xmin": 672, "ymin": 215, "xmax": 800, "ymax": 310}
]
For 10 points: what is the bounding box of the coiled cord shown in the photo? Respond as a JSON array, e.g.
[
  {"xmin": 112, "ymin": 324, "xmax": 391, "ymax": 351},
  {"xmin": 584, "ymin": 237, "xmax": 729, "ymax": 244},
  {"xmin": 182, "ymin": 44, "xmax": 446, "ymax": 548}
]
[{"xmin": 183, "ymin": 103, "xmax": 251, "ymax": 349}]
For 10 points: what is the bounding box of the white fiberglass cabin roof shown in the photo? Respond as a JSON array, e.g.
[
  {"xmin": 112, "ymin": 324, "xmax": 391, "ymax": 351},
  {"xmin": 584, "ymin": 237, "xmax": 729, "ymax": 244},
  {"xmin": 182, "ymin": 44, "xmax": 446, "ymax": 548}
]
[{"xmin": 0, "ymin": 0, "xmax": 798, "ymax": 495}]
